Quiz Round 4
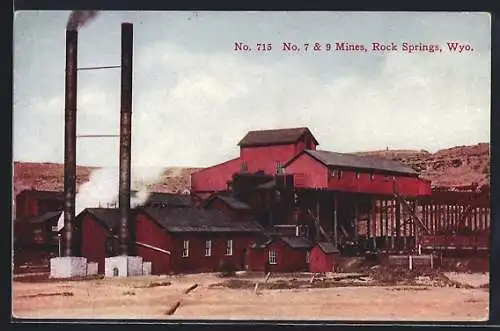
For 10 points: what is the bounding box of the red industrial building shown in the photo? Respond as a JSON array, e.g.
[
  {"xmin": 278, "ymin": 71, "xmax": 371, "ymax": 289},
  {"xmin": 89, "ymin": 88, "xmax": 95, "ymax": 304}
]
[
  {"xmin": 191, "ymin": 127, "xmax": 433, "ymax": 259},
  {"xmin": 192, "ymin": 127, "xmax": 430, "ymax": 196},
  {"xmin": 135, "ymin": 207, "xmax": 263, "ymax": 274},
  {"xmin": 191, "ymin": 128, "xmax": 319, "ymax": 194}
]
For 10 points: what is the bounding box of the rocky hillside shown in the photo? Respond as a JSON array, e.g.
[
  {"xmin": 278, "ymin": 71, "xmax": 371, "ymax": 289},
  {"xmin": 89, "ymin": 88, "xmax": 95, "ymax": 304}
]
[
  {"xmin": 13, "ymin": 162, "xmax": 201, "ymax": 196},
  {"xmin": 353, "ymin": 143, "xmax": 490, "ymax": 190},
  {"xmin": 13, "ymin": 143, "xmax": 489, "ymax": 196}
]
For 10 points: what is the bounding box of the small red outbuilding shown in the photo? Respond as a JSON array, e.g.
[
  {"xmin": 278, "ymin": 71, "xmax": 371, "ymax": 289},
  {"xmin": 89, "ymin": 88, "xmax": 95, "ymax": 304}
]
[
  {"xmin": 248, "ymin": 236, "xmax": 313, "ymax": 273},
  {"xmin": 309, "ymin": 242, "xmax": 340, "ymax": 273},
  {"xmin": 77, "ymin": 208, "xmax": 121, "ymax": 274}
]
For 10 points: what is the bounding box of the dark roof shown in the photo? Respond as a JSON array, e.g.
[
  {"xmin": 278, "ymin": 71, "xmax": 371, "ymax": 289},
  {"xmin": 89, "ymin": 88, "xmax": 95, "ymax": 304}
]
[
  {"xmin": 145, "ymin": 192, "xmax": 192, "ymax": 207},
  {"xmin": 143, "ymin": 207, "xmax": 263, "ymax": 233},
  {"xmin": 213, "ymin": 195, "xmax": 251, "ymax": 210},
  {"xmin": 317, "ymin": 242, "xmax": 339, "ymax": 254},
  {"xmin": 250, "ymin": 236, "xmax": 272, "ymax": 249},
  {"xmin": 238, "ymin": 127, "xmax": 319, "ymax": 147},
  {"xmin": 280, "ymin": 236, "xmax": 314, "ymax": 249},
  {"xmin": 288, "ymin": 149, "xmax": 417, "ymax": 175},
  {"xmin": 29, "ymin": 211, "xmax": 62, "ymax": 224},
  {"xmin": 17, "ymin": 190, "xmax": 64, "ymax": 200},
  {"xmin": 81, "ymin": 208, "xmax": 122, "ymax": 229}
]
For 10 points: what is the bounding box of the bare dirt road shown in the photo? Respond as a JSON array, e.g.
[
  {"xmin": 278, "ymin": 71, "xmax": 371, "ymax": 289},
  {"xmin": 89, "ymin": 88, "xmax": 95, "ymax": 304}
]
[{"xmin": 12, "ymin": 272, "xmax": 489, "ymax": 321}]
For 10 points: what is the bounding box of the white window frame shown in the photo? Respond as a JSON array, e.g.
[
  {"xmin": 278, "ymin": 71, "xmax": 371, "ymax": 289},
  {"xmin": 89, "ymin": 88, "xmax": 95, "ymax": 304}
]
[
  {"xmin": 225, "ymin": 239, "xmax": 233, "ymax": 256},
  {"xmin": 306, "ymin": 251, "xmax": 310, "ymax": 263},
  {"xmin": 182, "ymin": 240, "xmax": 189, "ymax": 258},
  {"xmin": 338, "ymin": 170, "xmax": 343, "ymax": 179},
  {"xmin": 205, "ymin": 240, "xmax": 212, "ymax": 257},
  {"xmin": 269, "ymin": 250, "xmax": 277, "ymax": 265},
  {"xmin": 370, "ymin": 173, "xmax": 375, "ymax": 181},
  {"xmin": 355, "ymin": 172, "xmax": 361, "ymax": 180}
]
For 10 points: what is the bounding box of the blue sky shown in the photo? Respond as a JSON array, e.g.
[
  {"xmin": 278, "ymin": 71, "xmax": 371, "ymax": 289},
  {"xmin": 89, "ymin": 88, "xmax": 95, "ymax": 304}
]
[{"xmin": 13, "ymin": 11, "xmax": 491, "ymax": 168}]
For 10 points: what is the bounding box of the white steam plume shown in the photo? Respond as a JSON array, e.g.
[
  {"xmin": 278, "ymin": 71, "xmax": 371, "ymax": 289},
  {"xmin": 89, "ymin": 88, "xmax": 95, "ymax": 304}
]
[{"xmin": 75, "ymin": 166, "xmax": 165, "ymax": 215}]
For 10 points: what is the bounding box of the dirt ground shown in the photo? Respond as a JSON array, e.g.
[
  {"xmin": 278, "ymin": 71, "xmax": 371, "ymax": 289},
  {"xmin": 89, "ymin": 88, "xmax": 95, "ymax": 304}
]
[{"xmin": 12, "ymin": 270, "xmax": 489, "ymax": 321}]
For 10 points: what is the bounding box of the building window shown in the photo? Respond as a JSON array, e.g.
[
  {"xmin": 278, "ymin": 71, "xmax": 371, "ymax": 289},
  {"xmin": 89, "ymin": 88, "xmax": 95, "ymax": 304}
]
[
  {"xmin": 276, "ymin": 162, "xmax": 285, "ymax": 175},
  {"xmin": 205, "ymin": 240, "xmax": 212, "ymax": 257},
  {"xmin": 225, "ymin": 239, "xmax": 233, "ymax": 256},
  {"xmin": 355, "ymin": 172, "xmax": 361, "ymax": 180},
  {"xmin": 182, "ymin": 240, "xmax": 189, "ymax": 257},
  {"xmin": 240, "ymin": 162, "xmax": 248, "ymax": 172},
  {"xmin": 269, "ymin": 250, "xmax": 277, "ymax": 265},
  {"xmin": 338, "ymin": 170, "xmax": 343, "ymax": 179},
  {"xmin": 331, "ymin": 169, "xmax": 336, "ymax": 177},
  {"xmin": 383, "ymin": 175, "xmax": 391, "ymax": 182},
  {"xmin": 306, "ymin": 251, "xmax": 310, "ymax": 263},
  {"xmin": 370, "ymin": 173, "xmax": 375, "ymax": 181}
]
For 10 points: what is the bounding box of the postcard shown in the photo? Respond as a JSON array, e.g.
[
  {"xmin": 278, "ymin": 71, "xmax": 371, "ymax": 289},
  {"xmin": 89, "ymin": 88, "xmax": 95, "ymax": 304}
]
[{"xmin": 12, "ymin": 10, "xmax": 491, "ymax": 321}]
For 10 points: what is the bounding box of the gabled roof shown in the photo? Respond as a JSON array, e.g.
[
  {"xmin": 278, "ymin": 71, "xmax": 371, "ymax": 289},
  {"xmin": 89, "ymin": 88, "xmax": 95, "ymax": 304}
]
[
  {"xmin": 142, "ymin": 207, "xmax": 263, "ymax": 233},
  {"xmin": 29, "ymin": 211, "xmax": 62, "ymax": 224},
  {"xmin": 145, "ymin": 192, "xmax": 192, "ymax": 207},
  {"xmin": 238, "ymin": 127, "xmax": 319, "ymax": 147},
  {"xmin": 317, "ymin": 242, "xmax": 339, "ymax": 254},
  {"xmin": 286, "ymin": 149, "xmax": 417, "ymax": 175},
  {"xmin": 80, "ymin": 208, "xmax": 123, "ymax": 229},
  {"xmin": 280, "ymin": 236, "xmax": 314, "ymax": 249},
  {"xmin": 205, "ymin": 194, "xmax": 251, "ymax": 210}
]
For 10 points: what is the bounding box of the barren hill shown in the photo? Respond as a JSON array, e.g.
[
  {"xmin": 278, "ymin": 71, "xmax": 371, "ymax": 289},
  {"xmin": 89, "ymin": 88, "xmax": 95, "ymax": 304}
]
[
  {"xmin": 352, "ymin": 143, "xmax": 490, "ymax": 189},
  {"xmin": 13, "ymin": 162, "xmax": 202, "ymax": 196}
]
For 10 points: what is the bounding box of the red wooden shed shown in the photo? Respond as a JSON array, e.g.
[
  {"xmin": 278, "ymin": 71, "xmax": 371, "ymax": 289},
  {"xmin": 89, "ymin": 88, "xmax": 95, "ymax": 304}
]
[
  {"xmin": 309, "ymin": 242, "xmax": 340, "ymax": 273},
  {"xmin": 248, "ymin": 235, "xmax": 313, "ymax": 272}
]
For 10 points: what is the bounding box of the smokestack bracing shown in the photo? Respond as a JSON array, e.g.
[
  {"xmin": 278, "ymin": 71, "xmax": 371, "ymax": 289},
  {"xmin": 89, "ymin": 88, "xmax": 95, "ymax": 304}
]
[
  {"xmin": 119, "ymin": 23, "xmax": 134, "ymax": 256},
  {"xmin": 63, "ymin": 29, "xmax": 78, "ymax": 257}
]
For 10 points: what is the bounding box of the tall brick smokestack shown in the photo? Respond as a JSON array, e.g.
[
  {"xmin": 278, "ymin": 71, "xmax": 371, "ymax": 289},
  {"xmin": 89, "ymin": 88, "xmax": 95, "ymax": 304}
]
[
  {"xmin": 119, "ymin": 23, "xmax": 133, "ymax": 255},
  {"xmin": 63, "ymin": 29, "xmax": 78, "ymax": 256}
]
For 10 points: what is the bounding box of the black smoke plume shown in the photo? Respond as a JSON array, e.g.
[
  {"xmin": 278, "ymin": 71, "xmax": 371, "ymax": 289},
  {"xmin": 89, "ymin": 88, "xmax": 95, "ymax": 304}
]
[{"xmin": 66, "ymin": 11, "xmax": 99, "ymax": 31}]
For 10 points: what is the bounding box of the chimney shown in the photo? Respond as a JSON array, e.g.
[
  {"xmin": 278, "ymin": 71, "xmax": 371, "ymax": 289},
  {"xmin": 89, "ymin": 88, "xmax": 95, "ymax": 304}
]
[
  {"xmin": 118, "ymin": 23, "xmax": 133, "ymax": 255},
  {"xmin": 63, "ymin": 29, "xmax": 78, "ymax": 257}
]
